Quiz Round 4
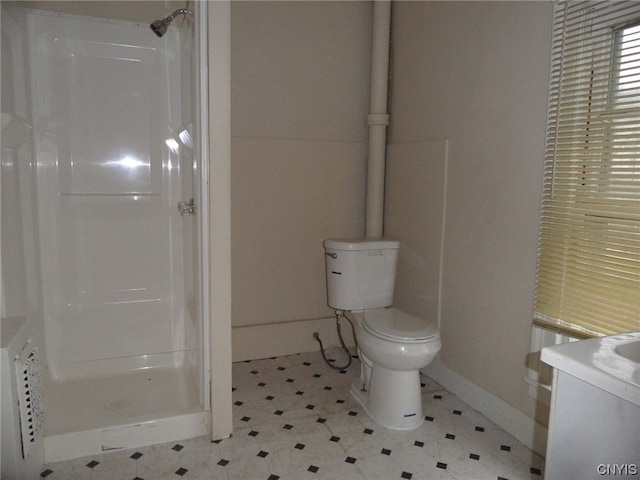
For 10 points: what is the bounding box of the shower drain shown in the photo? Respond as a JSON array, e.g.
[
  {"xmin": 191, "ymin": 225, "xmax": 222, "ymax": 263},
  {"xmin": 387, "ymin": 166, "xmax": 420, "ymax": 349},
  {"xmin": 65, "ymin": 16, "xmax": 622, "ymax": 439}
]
[{"xmin": 105, "ymin": 399, "xmax": 132, "ymax": 411}]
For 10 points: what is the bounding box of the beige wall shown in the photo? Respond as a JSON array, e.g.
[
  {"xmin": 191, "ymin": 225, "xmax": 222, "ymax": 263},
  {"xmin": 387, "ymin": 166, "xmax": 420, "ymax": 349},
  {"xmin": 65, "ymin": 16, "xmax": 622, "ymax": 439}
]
[
  {"xmin": 386, "ymin": 1, "xmax": 553, "ymax": 424},
  {"xmin": 230, "ymin": 2, "xmax": 371, "ymax": 347}
]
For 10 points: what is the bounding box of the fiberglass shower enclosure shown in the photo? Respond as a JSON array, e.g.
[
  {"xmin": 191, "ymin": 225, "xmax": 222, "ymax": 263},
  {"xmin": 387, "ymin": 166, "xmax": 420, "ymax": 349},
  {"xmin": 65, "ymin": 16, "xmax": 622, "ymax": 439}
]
[{"xmin": 1, "ymin": 2, "xmax": 210, "ymax": 462}]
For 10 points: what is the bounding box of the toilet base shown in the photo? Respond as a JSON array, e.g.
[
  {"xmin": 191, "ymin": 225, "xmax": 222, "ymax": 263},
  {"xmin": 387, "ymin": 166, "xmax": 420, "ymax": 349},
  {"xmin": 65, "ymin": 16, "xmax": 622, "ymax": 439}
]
[{"xmin": 350, "ymin": 364, "xmax": 424, "ymax": 430}]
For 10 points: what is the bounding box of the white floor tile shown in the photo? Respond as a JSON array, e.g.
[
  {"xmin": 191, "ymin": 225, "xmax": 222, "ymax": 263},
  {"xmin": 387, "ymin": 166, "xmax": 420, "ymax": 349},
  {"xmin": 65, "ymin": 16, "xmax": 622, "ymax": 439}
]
[{"xmin": 42, "ymin": 349, "xmax": 544, "ymax": 480}]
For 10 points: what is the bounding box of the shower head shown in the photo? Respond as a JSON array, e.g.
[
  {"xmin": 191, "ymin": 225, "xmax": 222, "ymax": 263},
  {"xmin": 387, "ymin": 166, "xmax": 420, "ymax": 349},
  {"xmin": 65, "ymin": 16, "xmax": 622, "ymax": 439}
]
[{"xmin": 150, "ymin": 8, "xmax": 192, "ymax": 37}]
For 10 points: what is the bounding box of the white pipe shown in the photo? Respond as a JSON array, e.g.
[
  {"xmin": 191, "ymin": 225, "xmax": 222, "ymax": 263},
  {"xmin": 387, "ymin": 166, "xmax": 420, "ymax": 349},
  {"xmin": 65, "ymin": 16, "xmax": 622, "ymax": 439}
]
[{"xmin": 365, "ymin": 0, "xmax": 391, "ymax": 239}]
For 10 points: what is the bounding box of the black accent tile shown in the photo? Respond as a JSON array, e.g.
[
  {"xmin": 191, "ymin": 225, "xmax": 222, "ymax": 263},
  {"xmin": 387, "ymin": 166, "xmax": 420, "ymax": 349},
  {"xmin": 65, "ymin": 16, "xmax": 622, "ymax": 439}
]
[
  {"xmin": 231, "ymin": 387, "xmax": 236, "ymax": 392},
  {"xmin": 414, "ymin": 441, "xmax": 424, "ymax": 447},
  {"xmin": 324, "ymin": 386, "xmax": 333, "ymax": 391},
  {"xmin": 313, "ymin": 373, "xmax": 321, "ymax": 378},
  {"xmin": 364, "ymin": 428, "xmax": 374, "ymax": 435},
  {"xmin": 257, "ymin": 450, "xmax": 269, "ymax": 458},
  {"xmin": 258, "ymin": 382, "xmax": 266, "ymax": 387},
  {"xmin": 421, "ymin": 382, "xmax": 426, "ymax": 388},
  {"xmin": 531, "ymin": 467, "xmax": 542, "ymax": 476},
  {"xmin": 401, "ymin": 472, "xmax": 413, "ymax": 479},
  {"xmin": 500, "ymin": 445, "xmax": 511, "ymax": 452},
  {"xmin": 212, "ymin": 439, "xmax": 222, "ymax": 444},
  {"xmin": 265, "ymin": 395, "xmax": 274, "ymax": 400},
  {"xmin": 133, "ymin": 477, "xmax": 144, "ymax": 480},
  {"xmin": 283, "ymin": 424, "xmax": 293, "ymax": 430},
  {"xmin": 217, "ymin": 459, "xmax": 229, "ymax": 466},
  {"xmin": 175, "ymin": 467, "xmax": 188, "ymax": 476},
  {"xmin": 303, "ymin": 362, "xmax": 312, "ymax": 366},
  {"xmin": 475, "ymin": 426, "xmax": 485, "ymax": 432},
  {"xmin": 453, "ymin": 409, "xmax": 462, "ymax": 415},
  {"xmin": 339, "ymin": 370, "xmax": 347, "ymax": 374},
  {"xmin": 330, "ymin": 436, "xmax": 341, "ymax": 442},
  {"xmin": 234, "ymin": 401, "xmax": 244, "ymax": 406},
  {"xmin": 295, "ymin": 443, "xmax": 306, "ymax": 450},
  {"xmin": 336, "ymin": 399, "xmax": 345, "ymax": 404},
  {"xmin": 172, "ymin": 444, "xmax": 184, "ymax": 452},
  {"xmin": 381, "ymin": 448, "xmax": 391, "ymax": 455},
  {"xmin": 86, "ymin": 461, "xmax": 99, "ymax": 469},
  {"xmin": 251, "ymin": 370, "xmax": 259, "ymax": 375},
  {"xmin": 308, "ymin": 465, "xmax": 319, "ymax": 473},
  {"xmin": 295, "ymin": 391, "xmax": 304, "ymax": 396},
  {"xmin": 274, "ymin": 410, "xmax": 284, "ymax": 416},
  {"xmin": 498, "ymin": 477, "xmax": 509, "ymax": 480},
  {"xmin": 436, "ymin": 462, "xmax": 447, "ymax": 470},
  {"xmin": 306, "ymin": 404, "xmax": 315, "ymax": 410},
  {"xmin": 249, "ymin": 430, "xmax": 259, "ymax": 437},
  {"xmin": 345, "ymin": 456, "xmax": 356, "ymax": 464},
  {"xmin": 348, "ymin": 411, "xmax": 358, "ymax": 416},
  {"xmin": 434, "ymin": 394, "xmax": 443, "ymax": 399},
  {"xmin": 446, "ymin": 433, "xmax": 455, "ymax": 440},
  {"xmin": 241, "ymin": 416, "xmax": 251, "ymax": 422},
  {"xmin": 40, "ymin": 469, "xmax": 53, "ymax": 478},
  {"xmin": 425, "ymin": 416, "xmax": 434, "ymax": 422},
  {"xmin": 316, "ymin": 417, "xmax": 327, "ymax": 424},
  {"xmin": 277, "ymin": 366, "xmax": 286, "ymax": 371},
  {"xmin": 470, "ymin": 453, "xmax": 480, "ymax": 461},
  {"xmin": 130, "ymin": 452, "xmax": 143, "ymax": 460},
  {"xmin": 267, "ymin": 475, "xmax": 279, "ymax": 480},
  {"xmin": 286, "ymin": 378, "xmax": 295, "ymax": 383}
]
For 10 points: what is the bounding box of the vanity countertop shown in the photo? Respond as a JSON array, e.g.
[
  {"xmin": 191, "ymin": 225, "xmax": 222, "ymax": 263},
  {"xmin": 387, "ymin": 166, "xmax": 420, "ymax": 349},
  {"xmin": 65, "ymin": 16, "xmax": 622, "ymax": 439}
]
[{"xmin": 541, "ymin": 330, "xmax": 640, "ymax": 407}]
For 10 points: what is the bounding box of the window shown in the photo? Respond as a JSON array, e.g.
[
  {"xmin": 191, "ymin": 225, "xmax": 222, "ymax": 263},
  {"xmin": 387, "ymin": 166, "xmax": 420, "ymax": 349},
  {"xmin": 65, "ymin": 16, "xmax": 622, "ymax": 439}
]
[{"xmin": 534, "ymin": 1, "xmax": 640, "ymax": 337}]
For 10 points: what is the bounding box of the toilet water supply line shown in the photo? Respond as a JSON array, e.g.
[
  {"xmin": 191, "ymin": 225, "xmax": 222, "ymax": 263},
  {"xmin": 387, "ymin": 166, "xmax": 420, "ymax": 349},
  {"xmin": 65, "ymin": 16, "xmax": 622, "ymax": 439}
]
[
  {"xmin": 314, "ymin": 1, "xmax": 392, "ymax": 369},
  {"xmin": 313, "ymin": 311, "xmax": 358, "ymax": 370}
]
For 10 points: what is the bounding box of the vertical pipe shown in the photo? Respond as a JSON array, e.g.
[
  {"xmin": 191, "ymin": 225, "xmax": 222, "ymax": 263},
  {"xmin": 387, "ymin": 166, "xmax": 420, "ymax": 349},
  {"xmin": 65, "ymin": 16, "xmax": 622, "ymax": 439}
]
[{"xmin": 365, "ymin": 0, "xmax": 391, "ymax": 239}]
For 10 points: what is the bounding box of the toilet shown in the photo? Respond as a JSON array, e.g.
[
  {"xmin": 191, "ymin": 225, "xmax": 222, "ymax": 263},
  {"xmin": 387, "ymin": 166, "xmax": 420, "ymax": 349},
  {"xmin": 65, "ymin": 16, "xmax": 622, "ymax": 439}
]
[{"xmin": 323, "ymin": 238, "xmax": 441, "ymax": 430}]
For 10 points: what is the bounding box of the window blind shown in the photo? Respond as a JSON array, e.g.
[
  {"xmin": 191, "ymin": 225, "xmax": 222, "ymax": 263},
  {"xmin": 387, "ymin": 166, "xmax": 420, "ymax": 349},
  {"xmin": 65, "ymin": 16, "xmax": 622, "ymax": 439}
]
[{"xmin": 534, "ymin": 1, "xmax": 640, "ymax": 337}]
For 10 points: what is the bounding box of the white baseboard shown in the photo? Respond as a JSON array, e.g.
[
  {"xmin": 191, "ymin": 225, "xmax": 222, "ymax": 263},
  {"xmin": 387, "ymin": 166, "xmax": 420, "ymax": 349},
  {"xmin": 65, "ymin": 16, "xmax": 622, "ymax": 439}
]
[
  {"xmin": 423, "ymin": 360, "xmax": 548, "ymax": 457},
  {"xmin": 232, "ymin": 316, "xmax": 355, "ymax": 362}
]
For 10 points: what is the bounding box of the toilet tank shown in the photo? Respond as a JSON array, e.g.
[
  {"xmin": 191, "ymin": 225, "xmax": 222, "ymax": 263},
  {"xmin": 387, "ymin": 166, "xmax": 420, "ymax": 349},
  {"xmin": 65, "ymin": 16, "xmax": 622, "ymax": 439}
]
[{"xmin": 323, "ymin": 238, "xmax": 400, "ymax": 311}]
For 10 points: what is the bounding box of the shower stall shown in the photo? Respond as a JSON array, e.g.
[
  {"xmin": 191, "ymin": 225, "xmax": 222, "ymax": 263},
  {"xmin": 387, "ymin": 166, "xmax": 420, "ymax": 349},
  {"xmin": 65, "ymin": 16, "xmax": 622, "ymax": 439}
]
[{"xmin": 1, "ymin": 1, "xmax": 211, "ymax": 464}]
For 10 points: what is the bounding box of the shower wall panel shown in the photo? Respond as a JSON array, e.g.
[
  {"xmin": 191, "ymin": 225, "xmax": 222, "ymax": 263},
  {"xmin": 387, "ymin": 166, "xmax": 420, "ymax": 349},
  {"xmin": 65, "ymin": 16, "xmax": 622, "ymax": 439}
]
[{"xmin": 28, "ymin": 11, "xmax": 189, "ymax": 369}]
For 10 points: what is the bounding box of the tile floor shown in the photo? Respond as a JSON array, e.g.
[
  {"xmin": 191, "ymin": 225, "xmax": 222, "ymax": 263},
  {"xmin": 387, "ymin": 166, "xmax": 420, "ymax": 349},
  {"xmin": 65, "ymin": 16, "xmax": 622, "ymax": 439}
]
[{"xmin": 41, "ymin": 348, "xmax": 545, "ymax": 479}]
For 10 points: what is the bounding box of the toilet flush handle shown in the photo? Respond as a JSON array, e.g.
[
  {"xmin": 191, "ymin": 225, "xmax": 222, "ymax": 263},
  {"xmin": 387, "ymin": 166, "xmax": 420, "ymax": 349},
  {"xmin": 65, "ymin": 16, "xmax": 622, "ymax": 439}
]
[{"xmin": 326, "ymin": 252, "xmax": 337, "ymax": 259}]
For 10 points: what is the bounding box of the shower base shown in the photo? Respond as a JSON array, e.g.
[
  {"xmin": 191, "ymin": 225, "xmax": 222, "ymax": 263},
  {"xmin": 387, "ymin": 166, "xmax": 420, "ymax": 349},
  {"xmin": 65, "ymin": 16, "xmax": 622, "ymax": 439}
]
[{"xmin": 44, "ymin": 360, "xmax": 208, "ymax": 463}]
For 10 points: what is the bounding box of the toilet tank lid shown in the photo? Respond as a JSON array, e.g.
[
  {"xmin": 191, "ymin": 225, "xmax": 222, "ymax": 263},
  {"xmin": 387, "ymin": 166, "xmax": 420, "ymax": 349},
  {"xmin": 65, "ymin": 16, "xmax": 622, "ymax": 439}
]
[{"xmin": 323, "ymin": 238, "xmax": 399, "ymax": 251}]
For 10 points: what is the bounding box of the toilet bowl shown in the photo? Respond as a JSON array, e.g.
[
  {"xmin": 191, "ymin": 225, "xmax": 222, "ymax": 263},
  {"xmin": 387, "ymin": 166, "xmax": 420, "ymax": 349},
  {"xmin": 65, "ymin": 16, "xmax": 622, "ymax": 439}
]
[
  {"xmin": 323, "ymin": 238, "xmax": 441, "ymax": 430},
  {"xmin": 347, "ymin": 308, "xmax": 441, "ymax": 430}
]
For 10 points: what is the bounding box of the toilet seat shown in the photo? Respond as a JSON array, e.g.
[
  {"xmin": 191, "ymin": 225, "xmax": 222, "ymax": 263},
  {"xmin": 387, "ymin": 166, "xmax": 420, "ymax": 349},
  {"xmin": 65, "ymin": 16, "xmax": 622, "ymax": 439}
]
[{"xmin": 362, "ymin": 308, "xmax": 439, "ymax": 343}]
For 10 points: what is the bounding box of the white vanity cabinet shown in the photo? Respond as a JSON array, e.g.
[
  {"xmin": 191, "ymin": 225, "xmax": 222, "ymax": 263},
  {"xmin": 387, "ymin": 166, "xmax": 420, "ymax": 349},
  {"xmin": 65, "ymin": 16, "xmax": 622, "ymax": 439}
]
[{"xmin": 541, "ymin": 332, "xmax": 640, "ymax": 480}]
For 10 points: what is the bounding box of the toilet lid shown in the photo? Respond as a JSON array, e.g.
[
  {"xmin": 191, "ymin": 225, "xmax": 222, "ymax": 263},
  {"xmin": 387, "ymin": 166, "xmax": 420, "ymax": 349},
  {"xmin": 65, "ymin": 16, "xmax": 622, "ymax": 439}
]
[{"xmin": 362, "ymin": 308, "xmax": 439, "ymax": 342}]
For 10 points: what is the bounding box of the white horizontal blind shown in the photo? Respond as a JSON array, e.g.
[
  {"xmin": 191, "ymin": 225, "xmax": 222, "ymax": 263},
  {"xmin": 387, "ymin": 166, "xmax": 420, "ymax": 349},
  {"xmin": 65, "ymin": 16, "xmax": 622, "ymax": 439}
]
[{"xmin": 534, "ymin": 1, "xmax": 640, "ymax": 337}]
